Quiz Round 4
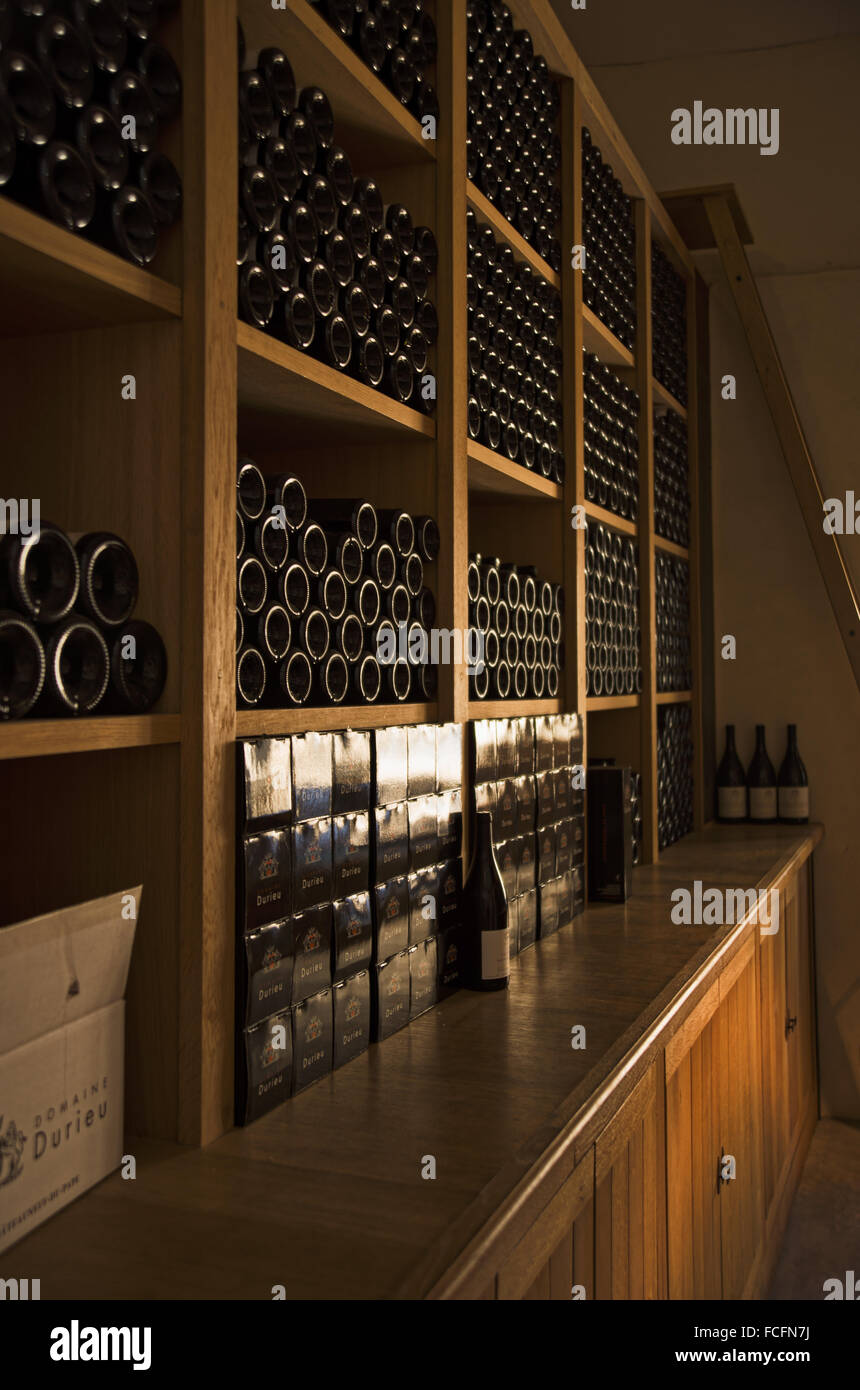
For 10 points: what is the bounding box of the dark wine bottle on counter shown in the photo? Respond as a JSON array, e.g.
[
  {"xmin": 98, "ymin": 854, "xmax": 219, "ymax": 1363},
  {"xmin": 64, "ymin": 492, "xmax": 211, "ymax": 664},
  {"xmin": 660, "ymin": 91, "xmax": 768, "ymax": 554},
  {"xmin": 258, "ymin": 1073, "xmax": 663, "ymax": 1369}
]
[
  {"xmin": 0, "ymin": 523, "xmax": 80, "ymax": 623},
  {"xmin": 747, "ymin": 724, "xmax": 777, "ymax": 823},
  {"xmin": 104, "ymin": 619, "xmax": 167, "ymax": 713},
  {"xmin": 0, "ymin": 611, "xmax": 46, "ymax": 719},
  {"xmin": 73, "ymin": 532, "xmax": 139, "ymax": 627},
  {"xmin": 778, "ymin": 724, "xmax": 809, "ymax": 824},
  {"xmin": 716, "ymin": 723, "xmax": 747, "ymax": 823},
  {"xmin": 463, "ymin": 811, "xmax": 510, "ymax": 992},
  {"xmin": 41, "ymin": 615, "xmax": 110, "ymax": 715}
]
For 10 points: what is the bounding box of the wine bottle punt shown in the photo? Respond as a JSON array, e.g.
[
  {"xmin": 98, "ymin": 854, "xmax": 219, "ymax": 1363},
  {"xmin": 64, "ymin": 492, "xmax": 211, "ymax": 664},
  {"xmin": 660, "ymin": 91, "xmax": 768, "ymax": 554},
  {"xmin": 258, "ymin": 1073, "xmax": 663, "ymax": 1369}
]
[
  {"xmin": 0, "ymin": 522, "xmax": 79, "ymax": 624},
  {"xmin": 0, "ymin": 610, "xmax": 46, "ymax": 719},
  {"xmin": 74, "ymin": 531, "xmax": 139, "ymax": 626},
  {"xmin": 42, "ymin": 614, "xmax": 110, "ymax": 715},
  {"xmin": 105, "ymin": 618, "xmax": 166, "ymax": 713},
  {"xmin": 278, "ymin": 647, "xmax": 312, "ymax": 706},
  {"xmin": 257, "ymin": 602, "xmax": 291, "ymax": 664},
  {"xmin": 236, "ymin": 643, "xmax": 266, "ymax": 707},
  {"xmin": 463, "ymin": 812, "xmax": 510, "ymax": 991}
]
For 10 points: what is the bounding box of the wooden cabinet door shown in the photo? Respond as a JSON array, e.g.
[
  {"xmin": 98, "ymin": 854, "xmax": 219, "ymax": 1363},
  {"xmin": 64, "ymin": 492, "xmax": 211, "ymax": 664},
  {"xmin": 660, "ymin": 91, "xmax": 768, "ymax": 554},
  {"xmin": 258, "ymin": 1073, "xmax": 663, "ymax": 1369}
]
[
  {"xmin": 495, "ymin": 1151, "xmax": 595, "ymax": 1301},
  {"xmin": 665, "ymin": 978, "xmax": 722, "ymax": 1299},
  {"xmin": 784, "ymin": 863, "xmax": 817, "ymax": 1136},
  {"xmin": 716, "ymin": 935, "xmax": 766, "ymax": 1300},
  {"xmin": 593, "ymin": 1060, "xmax": 664, "ymax": 1299},
  {"xmin": 758, "ymin": 893, "xmax": 791, "ymax": 1215}
]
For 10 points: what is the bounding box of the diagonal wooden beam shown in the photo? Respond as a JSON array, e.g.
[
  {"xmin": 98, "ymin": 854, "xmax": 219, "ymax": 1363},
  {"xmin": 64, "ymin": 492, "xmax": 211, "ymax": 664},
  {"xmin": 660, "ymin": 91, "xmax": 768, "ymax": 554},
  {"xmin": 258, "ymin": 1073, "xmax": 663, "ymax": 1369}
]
[{"xmin": 703, "ymin": 193, "xmax": 860, "ymax": 695}]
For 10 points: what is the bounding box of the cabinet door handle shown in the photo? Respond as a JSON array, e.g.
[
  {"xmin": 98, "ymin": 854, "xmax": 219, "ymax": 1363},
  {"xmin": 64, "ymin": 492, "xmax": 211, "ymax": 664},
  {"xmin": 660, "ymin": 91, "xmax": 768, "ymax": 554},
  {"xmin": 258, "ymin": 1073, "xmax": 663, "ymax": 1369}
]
[{"xmin": 785, "ymin": 1015, "xmax": 797, "ymax": 1035}]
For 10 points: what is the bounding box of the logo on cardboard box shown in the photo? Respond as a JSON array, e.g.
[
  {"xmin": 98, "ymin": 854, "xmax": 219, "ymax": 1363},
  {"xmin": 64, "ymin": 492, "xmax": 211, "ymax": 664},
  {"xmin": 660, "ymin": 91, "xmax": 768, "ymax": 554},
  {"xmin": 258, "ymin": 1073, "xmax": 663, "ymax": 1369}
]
[{"xmin": 0, "ymin": 1117, "xmax": 26, "ymax": 1187}]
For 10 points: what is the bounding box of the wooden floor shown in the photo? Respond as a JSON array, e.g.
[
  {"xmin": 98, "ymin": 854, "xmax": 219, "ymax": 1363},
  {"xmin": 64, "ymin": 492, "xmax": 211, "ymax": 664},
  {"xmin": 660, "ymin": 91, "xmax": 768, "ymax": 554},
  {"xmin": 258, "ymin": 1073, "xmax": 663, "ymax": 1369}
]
[{"xmin": 7, "ymin": 824, "xmax": 817, "ymax": 1300}]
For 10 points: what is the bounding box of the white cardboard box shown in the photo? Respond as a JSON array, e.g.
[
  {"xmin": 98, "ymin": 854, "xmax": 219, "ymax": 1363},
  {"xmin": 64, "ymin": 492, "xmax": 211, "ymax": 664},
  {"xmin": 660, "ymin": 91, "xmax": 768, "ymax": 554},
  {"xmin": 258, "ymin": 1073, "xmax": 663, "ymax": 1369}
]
[{"xmin": 0, "ymin": 887, "xmax": 139, "ymax": 1254}]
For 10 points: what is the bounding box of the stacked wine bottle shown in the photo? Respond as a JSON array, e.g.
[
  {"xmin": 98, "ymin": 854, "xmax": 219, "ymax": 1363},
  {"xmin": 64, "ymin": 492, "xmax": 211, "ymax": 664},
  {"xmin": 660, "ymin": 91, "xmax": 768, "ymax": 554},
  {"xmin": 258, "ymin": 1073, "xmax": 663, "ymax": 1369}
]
[
  {"xmin": 654, "ymin": 407, "xmax": 689, "ymax": 547},
  {"xmin": 655, "ymin": 551, "xmax": 691, "ymax": 693},
  {"xmin": 583, "ymin": 349, "xmax": 639, "ymax": 522},
  {"xmin": 582, "ymin": 126, "xmax": 636, "ymax": 351},
  {"xmin": 652, "ymin": 243, "xmax": 687, "ymax": 406},
  {"xmin": 0, "ymin": 521, "xmax": 167, "ymax": 720},
  {"xmin": 657, "ymin": 703, "xmax": 693, "ymax": 849},
  {"xmin": 467, "ymin": 555, "xmax": 563, "ymax": 702},
  {"xmin": 0, "ymin": 0, "xmax": 183, "ymax": 266},
  {"xmin": 466, "ymin": 210, "xmax": 564, "ymax": 480},
  {"xmin": 237, "ymin": 43, "xmax": 437, "ymax": 412},
  {"xmin": 236, "ymin": 459, "xmax": 440, "ymax": 709},
  {"xmin": 305, "ymin": 0, "xmax": 438, "ymax": 125},
  {"xmin": 466, "ymin": 1, "xmax": 561, "ymax": 271},
  {"xmin": 585, "ymin": 522, "xmax": 641, "ymax": 698}
]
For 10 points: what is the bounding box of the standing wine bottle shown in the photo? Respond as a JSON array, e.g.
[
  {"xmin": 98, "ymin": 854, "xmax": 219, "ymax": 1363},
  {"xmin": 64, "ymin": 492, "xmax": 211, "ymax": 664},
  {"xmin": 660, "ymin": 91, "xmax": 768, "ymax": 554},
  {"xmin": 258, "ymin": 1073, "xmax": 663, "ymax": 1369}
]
[
  {"xmin": 778, "ymin": 724, "xmax": 809, "ymax": 824},
  {"xmin": 716, "ymin": 723, "xmax": 747, "ymax": 823},
  {"xmin": 0, "ymin": 610, "xmax": 46, "ymax": 719},
  {"xmin": 747, "ymin": 724, "xmax": 777, "ymax": 823},
  {"xmin": 462, "ymin": 812, "xmax": 510, "ymax": 991}
]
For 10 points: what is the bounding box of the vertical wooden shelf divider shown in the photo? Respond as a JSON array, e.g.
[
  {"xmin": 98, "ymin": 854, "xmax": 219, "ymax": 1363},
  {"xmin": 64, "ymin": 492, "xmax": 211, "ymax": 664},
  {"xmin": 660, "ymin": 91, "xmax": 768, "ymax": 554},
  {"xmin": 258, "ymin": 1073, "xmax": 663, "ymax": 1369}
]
[
  {"xmin": 437, "ymin": 0, "xmax": 469, "ymax": 731},
  {"xmin": 687, "ymin": 271, "xmax": 705, "ymax": 828},
  {"xmin": 178, "ymin": 0, "xmax": 239, "ymax": 1146},
  {"xmin": 635, "ymin": 201, "xmax": 659, "ymax": 863},
  {"xmin": 563, "ymin": 83, "xmax": 588, "ymax": 746}
]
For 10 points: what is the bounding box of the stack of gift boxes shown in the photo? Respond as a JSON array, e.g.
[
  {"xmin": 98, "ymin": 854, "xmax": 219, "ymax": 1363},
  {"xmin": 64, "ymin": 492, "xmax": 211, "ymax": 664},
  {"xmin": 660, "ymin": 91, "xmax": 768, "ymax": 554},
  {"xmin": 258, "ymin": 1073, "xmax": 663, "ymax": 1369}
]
[
  {"xmin": 235, "ymin": 722, "xmax": 464, "ymax": 1123},
  {"xmin": 471, "ymin": 712, "xmax": 584, "ymax": 949}
]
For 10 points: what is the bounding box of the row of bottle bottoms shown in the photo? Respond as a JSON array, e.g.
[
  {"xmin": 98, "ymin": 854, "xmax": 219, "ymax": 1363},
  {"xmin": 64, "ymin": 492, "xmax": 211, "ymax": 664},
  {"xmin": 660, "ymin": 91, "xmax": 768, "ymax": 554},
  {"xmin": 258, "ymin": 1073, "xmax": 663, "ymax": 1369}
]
[
  {"xmin": 716, "ymin": 724, "xmax": 809, "ymax": 824},
  {"xmin": 0, "ymin": 524, "xmax": 166, "ymax": 719}
]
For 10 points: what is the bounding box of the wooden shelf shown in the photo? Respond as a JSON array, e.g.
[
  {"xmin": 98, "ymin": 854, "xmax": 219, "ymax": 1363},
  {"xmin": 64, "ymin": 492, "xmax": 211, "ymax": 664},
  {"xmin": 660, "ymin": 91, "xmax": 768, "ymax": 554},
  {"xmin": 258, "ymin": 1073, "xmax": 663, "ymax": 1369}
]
[
  {"xmin": 0, "ymin": 714, "xmax": 182, "ymax": 762},
  {"xmin": 467, "ymin": 181, "xmax": 560, "ymax": 289},
  {"xmin": 586, "ymin": 695, "xmax": 641, "ymax": 712},
  {"xmin": 468, "ymin": 440, "xmax": 562, "ymax": 501},
  {"xmin": 239, "ymin": 0, "xmax": 433, "ymax": 169},
  {"xmin": 237, "ymin": 321, "xmax": 436, "ymax": 445},
  {"xmin": 236, "ymin": 703, "xmax": 438, "ymax": 737},
  {"xmin": 0, "ymin": 196, "xmax": 181, "ymax": 337},
  {"xmin": 656, "ymin": 690, "xmax": 693, "ymax": 705},
  {"xmin": 469, "ymin": 698, "xmax": 563, "ymax": 720},
  {"xmin": 652, "ymin": 376, "xmax": 689, "ymax": 419},
  {"xmin": 582, "ymin": 304, "xmax": 635, "ymax": 368},
  {"xmin": 584, "ymin": 500, "xmax": 638, "ymax": 536},
  {"xmin": 655, "ymin": 534, "xmax": 690, "ymax": 560}
]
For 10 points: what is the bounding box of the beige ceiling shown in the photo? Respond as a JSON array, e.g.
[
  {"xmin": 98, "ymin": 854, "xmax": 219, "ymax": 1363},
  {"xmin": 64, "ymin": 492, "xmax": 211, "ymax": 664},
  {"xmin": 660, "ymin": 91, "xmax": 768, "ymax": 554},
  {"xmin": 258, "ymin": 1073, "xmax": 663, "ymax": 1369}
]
[{"xmin": 551, "ymin": 0, "xmax": 860, "ymax": 276}]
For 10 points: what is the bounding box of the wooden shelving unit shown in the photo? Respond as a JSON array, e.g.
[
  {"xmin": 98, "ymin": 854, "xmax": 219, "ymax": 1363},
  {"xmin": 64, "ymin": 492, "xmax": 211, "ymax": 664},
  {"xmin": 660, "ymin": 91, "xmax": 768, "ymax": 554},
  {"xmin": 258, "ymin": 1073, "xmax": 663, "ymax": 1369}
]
[
  {"xmin": 0, "ymin": 0, "xmax": 706, "ymax": 1149},
  {"xmin": 0, "ymin": 716, "xmax": 182, "ymax": 762},
  {"xmin": 237, "ymin": 321, "xmax": 436, "ymax": 443}
]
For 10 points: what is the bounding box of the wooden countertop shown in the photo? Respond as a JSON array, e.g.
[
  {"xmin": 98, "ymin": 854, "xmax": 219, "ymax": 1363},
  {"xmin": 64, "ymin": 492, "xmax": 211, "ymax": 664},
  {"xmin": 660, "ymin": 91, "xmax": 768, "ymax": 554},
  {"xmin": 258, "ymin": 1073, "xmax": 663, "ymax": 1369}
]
[{"xmin": 8, "ymin": 823, "xmax": 821, "ymax": 1300}]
